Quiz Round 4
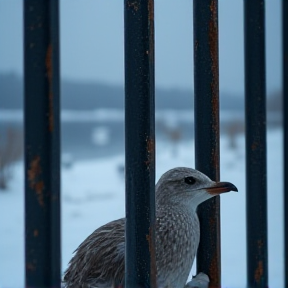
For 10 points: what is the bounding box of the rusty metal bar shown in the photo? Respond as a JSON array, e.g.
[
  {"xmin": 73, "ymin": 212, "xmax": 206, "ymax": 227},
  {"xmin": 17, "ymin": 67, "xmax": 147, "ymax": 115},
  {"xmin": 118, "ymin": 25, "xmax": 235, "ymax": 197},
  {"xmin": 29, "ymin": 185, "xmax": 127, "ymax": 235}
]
[
  {"xmin": 244, "ymin": 1, "xmax": 268, "ymax": 287},
  {"xmin": 124, "ymin": 1, "xmax": 156, "ymax": 288},
  {"xmin": 193, "ymin": 0, "xmax": 220, "ymax": 287},
  {"xmin": 24, "ymin": 0, "xmax": 61, "ymax": 287},
  {"xmin": 283, "ymin": 0, "xmax": 288, "ymax": 286}
]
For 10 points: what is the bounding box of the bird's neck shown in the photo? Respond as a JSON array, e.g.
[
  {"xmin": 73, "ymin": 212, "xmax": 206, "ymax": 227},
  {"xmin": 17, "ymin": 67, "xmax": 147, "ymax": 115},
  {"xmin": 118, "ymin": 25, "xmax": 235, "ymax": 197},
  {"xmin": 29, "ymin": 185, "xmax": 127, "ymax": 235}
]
[
  {"xmin": 156, "ymin": 196, "xmax": 199, "ymax": 215},
  {"xmin": 157, "ymin": 201, "xmax": 198, "ymax": 220}
]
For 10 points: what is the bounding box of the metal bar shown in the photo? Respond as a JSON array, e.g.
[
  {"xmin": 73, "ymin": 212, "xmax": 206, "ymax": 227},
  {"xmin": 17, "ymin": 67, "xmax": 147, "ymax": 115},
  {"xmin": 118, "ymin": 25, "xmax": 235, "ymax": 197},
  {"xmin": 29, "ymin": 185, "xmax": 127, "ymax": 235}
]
[
  {"xmin": 124, "ymin": 1, "xmax": 156, "ymax": 288},
  {"xmin": 193, "ymin": 1, "xmax": 220, "ymax": 287},
  {"xmin": 244, "ymin": 1, "xmax": 268, "ymax": 287},
  {"xmin": 24, "ymin": 1, "xmax": 61, "ymax": 287},
  {"xmin": 283, "ymin": 0, "xmax": 288, "ymax": 287}
]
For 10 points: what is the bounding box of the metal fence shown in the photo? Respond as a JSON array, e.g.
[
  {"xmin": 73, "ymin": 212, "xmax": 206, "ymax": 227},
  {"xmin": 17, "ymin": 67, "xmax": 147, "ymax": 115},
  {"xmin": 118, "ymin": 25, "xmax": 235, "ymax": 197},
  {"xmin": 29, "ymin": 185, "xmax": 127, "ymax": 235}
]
[
  {"xmin": 23, "ymin": 0, "xmax": 286, "ymax": 288},
  {"xmin": 24, "ymin": 1, "xmax": 61, "ymax": 286}
]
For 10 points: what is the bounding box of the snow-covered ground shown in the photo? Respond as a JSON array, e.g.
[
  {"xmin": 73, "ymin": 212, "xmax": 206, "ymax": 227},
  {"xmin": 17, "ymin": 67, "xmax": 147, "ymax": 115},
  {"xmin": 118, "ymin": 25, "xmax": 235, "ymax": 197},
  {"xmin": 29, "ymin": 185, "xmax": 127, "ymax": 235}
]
[{"xmin": 0, "ymin": 128, "xmax": 284, "ymax": 288}]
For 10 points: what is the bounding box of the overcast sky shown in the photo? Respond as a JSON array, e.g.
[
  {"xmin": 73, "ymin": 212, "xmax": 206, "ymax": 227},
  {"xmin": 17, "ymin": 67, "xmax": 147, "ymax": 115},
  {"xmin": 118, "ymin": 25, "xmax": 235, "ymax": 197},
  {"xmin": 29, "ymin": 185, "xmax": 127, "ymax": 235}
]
[{"xmin": 0, "ymin": 0, "xmax": 282, "ymax": 94}]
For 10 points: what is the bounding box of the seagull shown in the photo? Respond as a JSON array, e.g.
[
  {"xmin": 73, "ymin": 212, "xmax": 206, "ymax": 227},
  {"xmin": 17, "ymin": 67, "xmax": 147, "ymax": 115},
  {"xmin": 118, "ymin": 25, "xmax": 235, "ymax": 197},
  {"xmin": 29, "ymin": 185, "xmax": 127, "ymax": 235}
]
[{"xmin": 63, "ymin": 167, "xmax": 237, "ymax": 288}]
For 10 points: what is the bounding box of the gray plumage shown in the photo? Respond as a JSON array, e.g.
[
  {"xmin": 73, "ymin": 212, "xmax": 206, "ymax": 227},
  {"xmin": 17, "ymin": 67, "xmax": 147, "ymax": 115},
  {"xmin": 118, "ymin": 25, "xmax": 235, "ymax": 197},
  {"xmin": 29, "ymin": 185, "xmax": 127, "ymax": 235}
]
[{"xmin": 63, "ymin": 167, "xmax": 237, "ymax": 288}]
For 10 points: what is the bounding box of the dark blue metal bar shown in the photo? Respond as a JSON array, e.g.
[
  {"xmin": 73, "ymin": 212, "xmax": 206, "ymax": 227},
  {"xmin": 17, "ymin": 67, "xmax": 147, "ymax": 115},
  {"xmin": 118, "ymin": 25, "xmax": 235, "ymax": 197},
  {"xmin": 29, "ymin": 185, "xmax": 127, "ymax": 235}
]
[
  {"xmin": 244, "ymin": 1, "xmax": 268, "ymax": 287},
  {"xmin": 283, "ymin": 0, "xmax": 288, "ymax": 287},
  {"xmin": 124, "ymin": 1, "xmax": 156, "ymax": 288},
  {"xmin": 24, "ymin": 0, "xmax": 61, "ymax": 287},
  {"xmin": 193, "ymin": 0, "xmax": 221, "ymax": 287}
]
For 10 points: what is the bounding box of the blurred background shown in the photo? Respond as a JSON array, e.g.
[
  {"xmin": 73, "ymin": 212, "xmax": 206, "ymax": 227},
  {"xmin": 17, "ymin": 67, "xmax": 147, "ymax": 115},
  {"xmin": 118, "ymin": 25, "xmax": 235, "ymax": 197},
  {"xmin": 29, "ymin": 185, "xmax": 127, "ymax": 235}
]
[{"xmin": 0, "ymin": 0, "xmax": 283, "ymax": 287}]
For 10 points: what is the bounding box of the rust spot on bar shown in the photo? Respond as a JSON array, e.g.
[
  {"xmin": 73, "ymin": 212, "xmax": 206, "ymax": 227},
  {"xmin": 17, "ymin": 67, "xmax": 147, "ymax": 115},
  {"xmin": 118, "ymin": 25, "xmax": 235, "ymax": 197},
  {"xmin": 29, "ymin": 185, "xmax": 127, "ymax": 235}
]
[
  {"xmin": 209, "ymin": 252, "xmax": 220, "ymax": 287},
  {"xmin": 195, "ymin": 40, "xmax": 199, "ymax": 53},
  {"xmin": 208, "ymin": 0, "xmax": 219, "ymax": 101},
  {"xmin": 127, "ymin": 1, "xmax": 139, "ymax": 12},
  {"xmin": 258, "ymin": 239, "xmax": 263, "ymax": 249},
  {"xmin": 28, "ymin": 156, "xmax": 44, "ymax": 206},
  {"xmin": 209, "ymin": 214, "xmax": 216, "ymax": 227},
  {"xmin": 26, "ymin": 262, "xmax": 36, "ymax": 271},
  {"xmin": 145, "ymin": 137, "xmax": 155, "ymax": 169},
  {"xmin": 252, "ymin": 141, "xmax": 258, "ymax": 151},
  {"xmin": 211, "ymin": 89, "xmax": 219, "ymax": 115},
  {"xmin": 34, "ymin": 181, "xmax": 44, "ymax": 205},
  {"xmin": 147, "ymin": 226, "xmax": 157, "ymax": 288},
  {"xmin": 28, "ymin": 156, "xmax": 40, "ymax": 183},
  {"xmin": 211, "ymin": 143, "xmax": 219, "ymax": 180},
  {"xmin": 148, "ymin": 0, "xmax": 154, "ymax": 21},
  {"xmin": 46, "ymin": 44, "xmax": 53, "ymax": 84},
  {"xmin": 148, "ymin": 0, "xmax": 155, "ymax": 67},
  {"xmin": 146, "ymin": 234, "xmax": 150, "ymax": 248},
  {"xmin": 45, "ymin": 44, "xmax": 54, "ymax": 132},
  {"xmin": 254, "ymin": 260, "xmax": 263, "ymax": 283},
  {"xmin": 210, "ymin": 0, "xmax": 217, "ymax": 26},
  {"xmin": 33, "ymin": 229, "xmax": 39, "ymax": 237}
]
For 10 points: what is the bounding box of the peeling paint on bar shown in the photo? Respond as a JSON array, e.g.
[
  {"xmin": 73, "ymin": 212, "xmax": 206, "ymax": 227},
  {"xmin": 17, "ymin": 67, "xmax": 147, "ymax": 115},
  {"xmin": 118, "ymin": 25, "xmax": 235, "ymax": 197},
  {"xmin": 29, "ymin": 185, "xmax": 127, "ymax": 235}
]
[{"xmin": 27, "ymin": 156, "xmax": 45, "ymax": 207}]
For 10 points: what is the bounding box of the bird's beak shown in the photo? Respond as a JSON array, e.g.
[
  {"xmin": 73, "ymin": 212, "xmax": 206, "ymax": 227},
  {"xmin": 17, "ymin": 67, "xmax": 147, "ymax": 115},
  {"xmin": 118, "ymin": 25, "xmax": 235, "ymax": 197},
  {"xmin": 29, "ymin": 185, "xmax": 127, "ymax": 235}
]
[{"xmin": 206, "ymin": 181, "xmax": 238, "ymax": 195}]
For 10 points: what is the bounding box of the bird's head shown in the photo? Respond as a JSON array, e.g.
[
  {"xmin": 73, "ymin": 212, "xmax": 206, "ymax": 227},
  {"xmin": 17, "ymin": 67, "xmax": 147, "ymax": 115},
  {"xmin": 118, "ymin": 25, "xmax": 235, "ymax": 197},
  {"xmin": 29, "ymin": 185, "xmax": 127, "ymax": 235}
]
[{"xmin": 155, "ymin": 167, "xmax": 237, "ymax": 210}]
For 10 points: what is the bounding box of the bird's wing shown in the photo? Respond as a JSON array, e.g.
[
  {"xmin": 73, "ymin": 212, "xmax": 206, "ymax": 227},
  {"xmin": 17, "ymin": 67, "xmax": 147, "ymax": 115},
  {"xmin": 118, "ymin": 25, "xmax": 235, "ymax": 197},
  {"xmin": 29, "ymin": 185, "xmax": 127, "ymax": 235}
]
[{"xmin": 63, "ymin": 218, "xmax": 125, "ymax": 287}]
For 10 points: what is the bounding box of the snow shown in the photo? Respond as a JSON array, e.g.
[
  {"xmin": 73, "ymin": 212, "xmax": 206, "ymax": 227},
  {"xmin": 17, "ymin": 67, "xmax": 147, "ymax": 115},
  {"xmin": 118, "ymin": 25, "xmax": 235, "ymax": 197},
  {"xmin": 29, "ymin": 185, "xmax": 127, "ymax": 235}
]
[{"xmin": 0, "ymin": 128, "xmax": 284, "ymax": 288}]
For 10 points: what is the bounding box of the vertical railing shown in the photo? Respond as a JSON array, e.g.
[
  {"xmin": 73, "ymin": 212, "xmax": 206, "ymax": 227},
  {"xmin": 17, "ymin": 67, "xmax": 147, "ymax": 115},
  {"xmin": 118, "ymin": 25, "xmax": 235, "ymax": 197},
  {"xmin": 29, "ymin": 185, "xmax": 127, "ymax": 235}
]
[
  {"xmin": 24, "ymin": 1, "xmax": 61, "ymax": 287},
  {"xmin": 124, "ymin": 1, "xmax": 156, "ymax": 288},
  {"xmin": 283, "ymin": 0, "xmax": 288, "ymax": 287},
  {"xmin": 193, "ymin": 1, "xmax": 221, "ymax": 287},
  {"xmin": 244, "ymin": 1, "xmax": 268, "ymax": 287},
  {"xmin": 20, "ymin": 1, "xmax": 282, "ymax": 287}
]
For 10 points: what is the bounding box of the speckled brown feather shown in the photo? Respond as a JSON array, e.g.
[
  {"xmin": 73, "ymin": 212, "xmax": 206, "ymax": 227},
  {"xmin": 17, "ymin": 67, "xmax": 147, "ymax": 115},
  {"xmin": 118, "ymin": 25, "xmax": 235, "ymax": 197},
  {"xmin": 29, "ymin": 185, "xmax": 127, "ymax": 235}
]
[{"xmin": 64, "ymin": 219, "xmax": 125, "ymax": 287}]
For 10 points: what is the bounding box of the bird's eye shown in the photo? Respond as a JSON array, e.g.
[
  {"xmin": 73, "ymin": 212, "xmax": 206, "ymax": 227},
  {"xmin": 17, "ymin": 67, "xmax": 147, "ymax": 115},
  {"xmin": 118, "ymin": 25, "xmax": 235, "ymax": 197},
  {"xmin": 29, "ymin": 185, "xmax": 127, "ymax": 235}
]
[{"xmin": 184, "ymin": 176, "xmax": 196, "ymax": 185}]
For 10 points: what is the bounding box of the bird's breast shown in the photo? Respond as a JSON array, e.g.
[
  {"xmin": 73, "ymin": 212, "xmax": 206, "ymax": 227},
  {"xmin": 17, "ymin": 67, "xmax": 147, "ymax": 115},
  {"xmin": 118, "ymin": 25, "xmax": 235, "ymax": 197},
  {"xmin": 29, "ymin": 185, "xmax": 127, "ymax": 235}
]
[{"xmin": 155, "ymin": 208, "xmax": 200, "ymax": 288}]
